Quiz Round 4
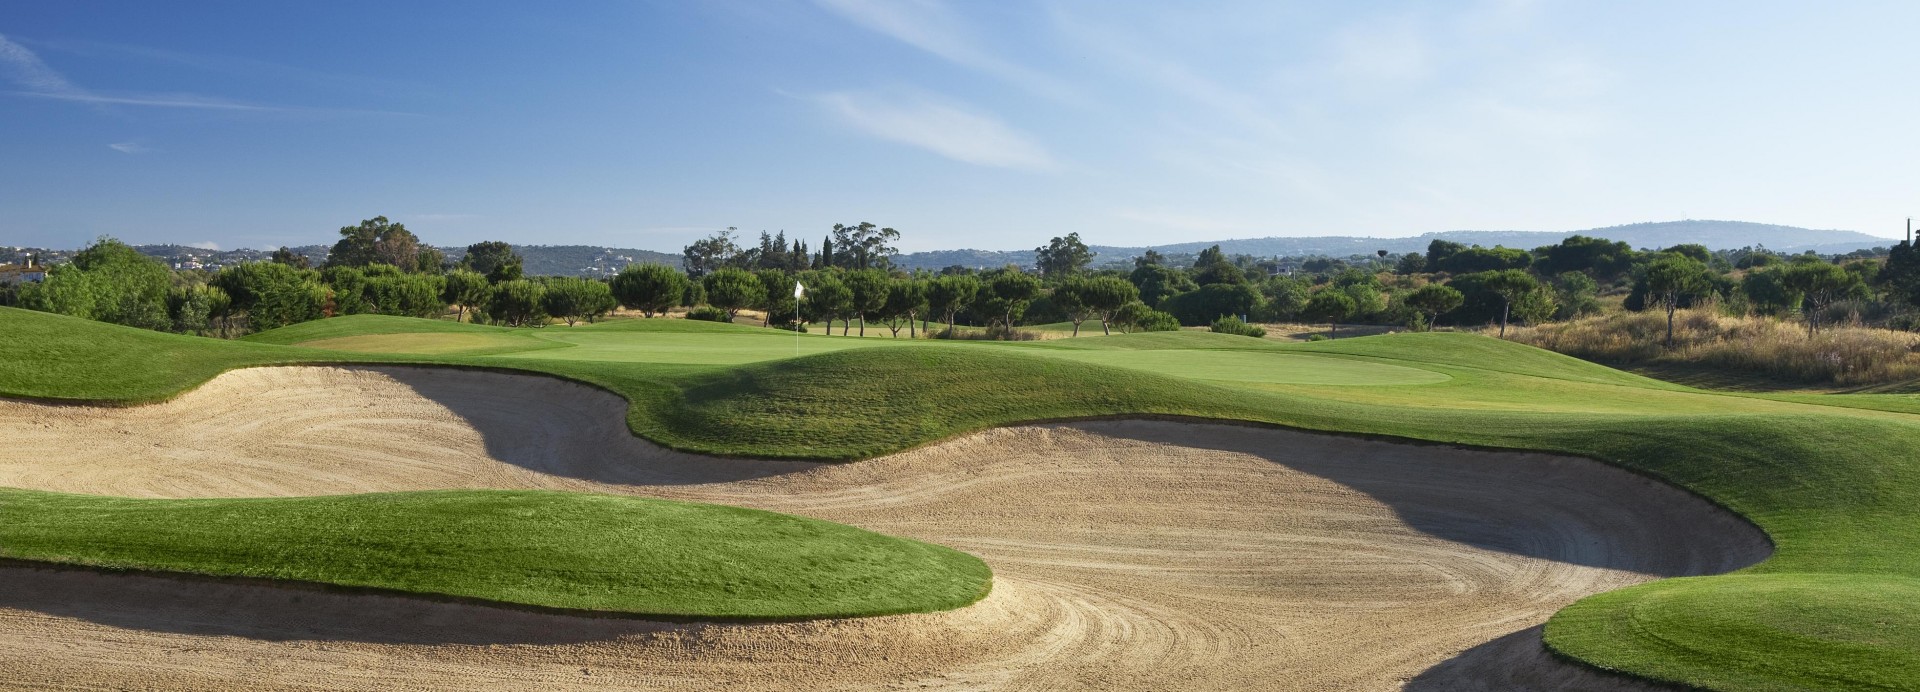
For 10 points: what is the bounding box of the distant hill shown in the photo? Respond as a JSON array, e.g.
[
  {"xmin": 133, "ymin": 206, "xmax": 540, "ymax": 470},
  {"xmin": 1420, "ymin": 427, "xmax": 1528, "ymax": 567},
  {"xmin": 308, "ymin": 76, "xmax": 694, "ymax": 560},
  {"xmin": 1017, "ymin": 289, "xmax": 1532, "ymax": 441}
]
[
  {"xmin": 500, "ymin": 245, "xmax": 681, "ymax": 276},
  {"xmin": 122, "ymin": 243, "xmax": 681, "ymax": 276},
  {"xmin": 72, "ymin": 219, "xmax": 1899, "ymax": 275},
  {"xmin": 889, "ymin": 220, "xmax": 1898, "ymax": 270},
  {"xmin": 890, "ymin": 248, "xmax": 1040, "ymax": 271}
]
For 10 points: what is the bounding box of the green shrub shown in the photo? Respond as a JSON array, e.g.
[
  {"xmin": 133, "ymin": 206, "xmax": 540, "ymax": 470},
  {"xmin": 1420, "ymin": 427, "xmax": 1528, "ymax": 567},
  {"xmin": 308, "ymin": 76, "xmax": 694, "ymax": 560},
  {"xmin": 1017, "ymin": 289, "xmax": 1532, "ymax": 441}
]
[
  {"xmin": 541, "ymin": 276, "xmax": 616, "ymax": 326},
  {"xmin": 1209, "ymin": 315, "xmax": 1266, "ymax": 338},
  {"xmin": 1162, "ymin": 283, "xmax": 1262, "ymax": 326},
  {"xmin": 1305, "ymin": 333, "xmax": 1329, "ymax": 342},
  {"xmin": 485, "ymin": 279, "xmax": 548, "ymax": 327},
  {"xmin": 685, "ymin": 305, "xmax": 731, "ymax": 322},
  {"xmin": 1138, "ymin": 309, "xmax": 1182, "ymax": 332},
  {"xmin": 366, "ymin": 273, "xmax": 448, "ymax": 318},
  {"xmin": 21, "ymin": 238, "xmax": 171, "ymax": 330}
]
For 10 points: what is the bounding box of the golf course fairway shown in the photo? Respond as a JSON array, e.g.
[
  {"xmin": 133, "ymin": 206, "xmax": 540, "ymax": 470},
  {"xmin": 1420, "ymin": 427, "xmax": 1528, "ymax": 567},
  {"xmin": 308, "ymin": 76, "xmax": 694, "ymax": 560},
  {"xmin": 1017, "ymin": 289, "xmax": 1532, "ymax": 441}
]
[{"xmin": 3, "ymin": 307, "xmax": 1918, "ymax": 690}]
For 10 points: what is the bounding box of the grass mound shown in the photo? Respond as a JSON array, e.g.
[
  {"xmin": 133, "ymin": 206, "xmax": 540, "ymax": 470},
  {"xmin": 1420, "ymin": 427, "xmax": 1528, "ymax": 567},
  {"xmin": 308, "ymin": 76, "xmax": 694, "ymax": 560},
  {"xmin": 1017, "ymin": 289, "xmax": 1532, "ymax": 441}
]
[
  {"xmin": 0, "ymin": 308, "xmax": 322, "ymax": 402},
  {"xmin": 631, "ymin": 346, "xmax": 1267, "ymax": 459},
  {"xmin": 1288, "ymin": 331, "xmax": 1683, "ymax": 388},
  {"xmin": 0, "ymin": 488, "xmax": 991, "ymax": 619},
  {"xmin": 296, "ymin": 331, "xmax": 556, "ymax": 355},
  {"xmin": 244, "ymin": 313, "xmax": 512, "ymax": 345},
  {"xmin": 1549, "ymin": 573, "xmax": 1920, "ymax": 690},
  {"xmin": 1002, "ymin": 329, "xmax": 1288, "ymax": 352}
]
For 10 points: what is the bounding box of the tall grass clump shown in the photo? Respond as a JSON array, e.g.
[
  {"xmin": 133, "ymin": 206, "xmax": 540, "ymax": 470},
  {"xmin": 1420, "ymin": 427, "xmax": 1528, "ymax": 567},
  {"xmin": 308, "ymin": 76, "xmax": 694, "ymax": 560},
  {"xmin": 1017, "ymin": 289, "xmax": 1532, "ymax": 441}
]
[
  {"xmin": 938, "ymin": 325, "xmax": 1042, "ymax": 341},
  {"xmin": 1504, "ymin": 308, "xmax": 1920, "ymax": 386},
  {"xmin": 1209, "ymin": 316, "xmax": 1267, "ymax": 338}
]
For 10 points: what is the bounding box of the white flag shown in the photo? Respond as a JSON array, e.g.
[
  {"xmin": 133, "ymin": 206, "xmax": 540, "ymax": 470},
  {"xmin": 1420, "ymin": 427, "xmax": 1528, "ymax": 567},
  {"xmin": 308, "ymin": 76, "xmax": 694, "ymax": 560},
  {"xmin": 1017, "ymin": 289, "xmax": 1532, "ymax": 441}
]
[{"xmin": 793, "ymin": 281, "xmax": 806, "ymax": 299}]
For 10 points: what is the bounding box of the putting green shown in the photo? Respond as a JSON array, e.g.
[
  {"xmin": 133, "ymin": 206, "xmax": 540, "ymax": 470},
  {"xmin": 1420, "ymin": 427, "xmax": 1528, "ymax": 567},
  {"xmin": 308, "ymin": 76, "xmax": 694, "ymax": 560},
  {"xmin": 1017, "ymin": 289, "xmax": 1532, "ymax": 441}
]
[
  {"xmin": 480, "ymin": 331, "xmax": 1447, "ymax": 386},
  {"xmin": 300, "ymin": 332, "xmax": 543, "ymax": 355},
  {"xmin": 1016, "ymin": 349, "xmax": 1450, "ymax": 386},
  {"xmin": 490, "ymin": 330, "xmax": 894, "ymax": 364}
]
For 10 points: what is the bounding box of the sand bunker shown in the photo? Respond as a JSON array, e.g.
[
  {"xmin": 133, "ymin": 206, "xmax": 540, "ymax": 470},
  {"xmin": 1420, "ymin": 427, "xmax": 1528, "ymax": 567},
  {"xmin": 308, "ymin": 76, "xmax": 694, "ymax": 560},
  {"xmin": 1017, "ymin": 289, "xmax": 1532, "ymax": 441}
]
[{"xmin": 0, "ymin": 366, "xmax": 1769, "ymax": 690}]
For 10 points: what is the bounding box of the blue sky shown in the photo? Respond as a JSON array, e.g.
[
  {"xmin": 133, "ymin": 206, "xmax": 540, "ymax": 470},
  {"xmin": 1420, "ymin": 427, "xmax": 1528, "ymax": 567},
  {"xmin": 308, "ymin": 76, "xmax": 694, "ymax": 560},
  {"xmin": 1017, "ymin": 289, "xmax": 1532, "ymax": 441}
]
[{"xmin": 2, "ymin": 1, "xmax": 1915, "ymax": 252}]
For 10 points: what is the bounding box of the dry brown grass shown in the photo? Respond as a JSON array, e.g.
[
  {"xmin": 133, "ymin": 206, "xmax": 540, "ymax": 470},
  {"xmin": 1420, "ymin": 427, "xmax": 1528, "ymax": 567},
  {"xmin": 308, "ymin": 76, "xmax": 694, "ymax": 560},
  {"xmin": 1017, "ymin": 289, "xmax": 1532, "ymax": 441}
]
[{"xmin": 1503, "ymin": 309, "xmax": 1920, "ymax": 386}]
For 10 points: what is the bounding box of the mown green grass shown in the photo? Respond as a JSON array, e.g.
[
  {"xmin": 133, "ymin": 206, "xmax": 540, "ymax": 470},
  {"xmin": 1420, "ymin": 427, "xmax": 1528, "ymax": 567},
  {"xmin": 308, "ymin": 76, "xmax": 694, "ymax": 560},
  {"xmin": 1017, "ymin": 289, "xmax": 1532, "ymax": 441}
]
[
  {"xmin": 620, "ymin": 347, "xmax": 1277, "ymax": 459},
  {"xmin": 1016, "ymin": 349, "xmax": 1449, "ymax": 386},
  {"xmin": 7, "ymin": 307, "xmax": 1920, "ymax": 689},
  {"xmin": 1549, "ymin": 574, "xmax": 1920, "ymax": 690},
  {"xmin": 300, "ymin": 331, "xmax": 566, "ymax": 356},
  {"xmin": 0, "ymin": 309, "xmax": 337, "ymax": 402},
  {"xmin": 496, "ymin": 327, "xmax": 901, "ymax": 364},
  {"xmin": 261, "ymin": 314, "xmax": 1440, "ymax": 388},
  {"xmin": 240, "ymin": 313, "xmax": 516, "ymax": 345},
  {"xmin": 0, "ymin": 488, "xmax": 991, "ymax": 619}
]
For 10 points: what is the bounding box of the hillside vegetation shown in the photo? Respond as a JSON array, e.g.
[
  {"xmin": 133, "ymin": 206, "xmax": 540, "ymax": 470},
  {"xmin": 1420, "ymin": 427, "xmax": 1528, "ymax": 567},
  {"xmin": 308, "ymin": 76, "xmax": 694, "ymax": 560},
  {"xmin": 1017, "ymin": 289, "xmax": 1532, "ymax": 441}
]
[{"xmin": 1506, "ymin": 309, "xmax": 1920, "ymax": 387}]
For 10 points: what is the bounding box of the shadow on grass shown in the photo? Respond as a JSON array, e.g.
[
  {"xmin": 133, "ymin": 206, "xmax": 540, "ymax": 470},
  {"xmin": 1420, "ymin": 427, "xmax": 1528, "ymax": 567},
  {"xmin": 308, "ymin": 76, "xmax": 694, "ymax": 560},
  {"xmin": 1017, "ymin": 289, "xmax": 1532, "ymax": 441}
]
[
  {"xmin": 1405, "ymin": 625, "xmax": 1672, "ymax": 691},
  {"xmin": 0, "ymin": 564, "xmax": 702, "ymax": 646}
]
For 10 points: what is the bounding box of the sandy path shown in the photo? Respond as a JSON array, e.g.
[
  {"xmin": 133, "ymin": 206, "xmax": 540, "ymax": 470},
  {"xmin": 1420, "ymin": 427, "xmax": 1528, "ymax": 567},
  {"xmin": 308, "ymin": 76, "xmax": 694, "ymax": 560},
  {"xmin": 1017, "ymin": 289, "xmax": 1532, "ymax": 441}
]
[{"xmin": 0, "ymin": 366, "xmax": 1770, "ymax": 690}]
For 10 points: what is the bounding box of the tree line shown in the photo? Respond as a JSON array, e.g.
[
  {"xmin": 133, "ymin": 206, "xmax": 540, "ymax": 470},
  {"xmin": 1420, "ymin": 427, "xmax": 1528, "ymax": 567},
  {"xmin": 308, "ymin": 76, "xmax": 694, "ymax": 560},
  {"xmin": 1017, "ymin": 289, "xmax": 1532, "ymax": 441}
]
[
  {"xmin": 8, "ymin": 215, "xmax": 1913, "ymax": 346},
  {"xmin": 1218, "ymin": 234, "xmax": 1906, "ymax": 344},
  {"xmin": 0, "ymin": 217, "xmax": 623, "ymax": 335}
]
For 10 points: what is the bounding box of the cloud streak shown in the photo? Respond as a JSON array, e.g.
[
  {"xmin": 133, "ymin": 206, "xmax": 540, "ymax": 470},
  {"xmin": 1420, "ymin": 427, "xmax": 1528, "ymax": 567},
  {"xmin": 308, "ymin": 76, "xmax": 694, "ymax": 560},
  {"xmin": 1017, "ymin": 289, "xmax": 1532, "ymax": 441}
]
[
  {"xmin": 15, "ymin": 90, "xmax": 279, "ymax": 110},
  {"xmin": 813, "ymin": 0, "xmax": 1080, "ymax": 104},
  {"xmin": 813, "ymin": 90, "xmax": 1056, "ymax": 171},
  {"xmin": 0, "ymin": 33, "xmax": 85, "ymax": 96},
  {"xmin": 0, "ymin": 33, "xmax": 417, "ymax": 116},
  {"xmin": 28, "ymin": 37, "xmax": 424, "ymax": 94},
  {"xmin": 107, "ymin": 141, "xmax": 150, "ymax": 154}
]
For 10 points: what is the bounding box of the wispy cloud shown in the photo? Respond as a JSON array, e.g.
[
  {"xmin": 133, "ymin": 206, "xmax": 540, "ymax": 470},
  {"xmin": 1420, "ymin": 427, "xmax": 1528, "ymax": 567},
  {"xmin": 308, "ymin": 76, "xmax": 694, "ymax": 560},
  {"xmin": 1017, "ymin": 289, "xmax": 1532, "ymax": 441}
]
[
  {"xmin": 813, "ymin": 0, "xmax": 1079, "ymax": 103},
  {"xmin": 18, "ymin": 90, "xmax": 277, "ymax": 110},
  {"xmin": 187, "ymin": 241, "xmax": 219, "ymax": 250},
  {"xmin": 811, "ymin": 89, "xmax": 1057, "ymax": 170},
  {"xmin": 0, "ymin": 32, "xmax": 417, "ymax": 116},
  {"xmin": 28, "ymin": 37, "xmax": 424, "ymax": 94},
  {"xmin": 107, "ymin": 141, "xmax": 151, "ymax": 154},
  {"xmin": 0, "ymin": 32, "xmax": 84, "ymax": 96}
]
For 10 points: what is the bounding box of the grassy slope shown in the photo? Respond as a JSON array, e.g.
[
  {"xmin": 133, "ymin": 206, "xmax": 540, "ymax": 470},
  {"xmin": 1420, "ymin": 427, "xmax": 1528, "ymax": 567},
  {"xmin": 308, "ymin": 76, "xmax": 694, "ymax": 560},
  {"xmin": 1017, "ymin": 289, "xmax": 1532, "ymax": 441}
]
[
  {"xmin": 295, "ymin": 331, "xmax": 566, "ymax": 356},
  {"xmin": 0, "ymin": 309, "xmax": 344, "ymax": 402},
  {"xmin": 0, "ymin": 488, "xmax": 990, "ymax": 619},
  {"xmin": 240, "ymin": 314, "xmax": 514, "ymax": 344},
  {"xmin": 8, "ymin": 308, "xmax": 1920, "ymax": 689}
]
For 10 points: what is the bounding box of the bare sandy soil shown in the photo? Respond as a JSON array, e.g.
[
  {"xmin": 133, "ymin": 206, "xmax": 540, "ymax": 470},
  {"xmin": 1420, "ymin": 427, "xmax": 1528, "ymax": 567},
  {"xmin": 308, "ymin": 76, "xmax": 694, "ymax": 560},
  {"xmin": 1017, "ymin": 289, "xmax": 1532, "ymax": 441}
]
[{"xmin": 0, "ymin": 366, "xmax": 1770, "ymax": 690}]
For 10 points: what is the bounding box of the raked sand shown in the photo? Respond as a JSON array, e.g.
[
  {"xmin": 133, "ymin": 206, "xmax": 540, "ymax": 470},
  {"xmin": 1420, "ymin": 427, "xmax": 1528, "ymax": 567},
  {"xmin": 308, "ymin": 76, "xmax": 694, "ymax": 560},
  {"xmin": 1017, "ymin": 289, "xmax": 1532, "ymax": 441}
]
[{"xmin": 0, "ymin": 366, "xmax": 1769, "ymax": 690}]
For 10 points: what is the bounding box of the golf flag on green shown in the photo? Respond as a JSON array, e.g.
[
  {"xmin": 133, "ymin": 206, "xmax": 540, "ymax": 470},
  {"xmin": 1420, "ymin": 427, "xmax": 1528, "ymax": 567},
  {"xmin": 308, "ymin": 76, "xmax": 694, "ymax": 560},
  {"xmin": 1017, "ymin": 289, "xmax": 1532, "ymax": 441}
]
[
  {"xmin": 793, "ymin": 281, "xmax": 805, "ymax": 356},
  {"xmin": 794, "ymin": 282, "xmax": 806, "ymax": 299}
]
